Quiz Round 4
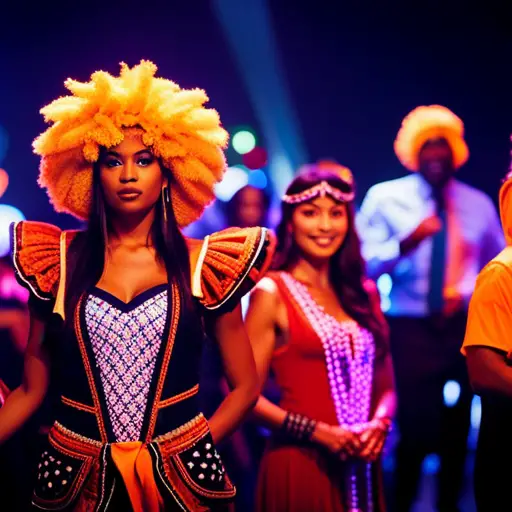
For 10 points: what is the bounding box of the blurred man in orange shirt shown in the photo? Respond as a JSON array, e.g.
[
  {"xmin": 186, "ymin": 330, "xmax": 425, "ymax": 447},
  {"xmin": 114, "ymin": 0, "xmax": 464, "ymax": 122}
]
[{"xmin": 463, "ymin": 169, "xmax": 512, "ymax": 511}]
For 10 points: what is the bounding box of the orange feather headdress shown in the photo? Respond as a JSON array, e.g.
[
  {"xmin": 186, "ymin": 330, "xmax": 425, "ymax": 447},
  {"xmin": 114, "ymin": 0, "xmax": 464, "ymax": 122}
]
[{"xmin": 33, "ymin": 60, "xmax": 229, "ymax": 227}]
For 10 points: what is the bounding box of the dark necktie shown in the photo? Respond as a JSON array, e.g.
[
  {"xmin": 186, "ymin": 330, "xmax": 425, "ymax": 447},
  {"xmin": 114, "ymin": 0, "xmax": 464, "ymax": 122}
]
[{"xmin": 427, "ymin": 192, "xmax": 447, "ymax": 314}]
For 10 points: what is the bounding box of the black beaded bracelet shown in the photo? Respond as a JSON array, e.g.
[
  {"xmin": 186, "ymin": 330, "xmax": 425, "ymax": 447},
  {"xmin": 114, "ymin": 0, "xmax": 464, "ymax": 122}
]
[{"xmin": 282, "ymin": 412, "xmax": 317, "ymax": 442}]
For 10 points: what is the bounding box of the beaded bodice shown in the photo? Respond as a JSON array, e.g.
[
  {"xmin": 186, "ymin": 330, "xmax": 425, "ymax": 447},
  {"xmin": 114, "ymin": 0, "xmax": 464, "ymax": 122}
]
[{"xmin": 85, "ymin": 285, "xmax": 167, "ymax": 442}]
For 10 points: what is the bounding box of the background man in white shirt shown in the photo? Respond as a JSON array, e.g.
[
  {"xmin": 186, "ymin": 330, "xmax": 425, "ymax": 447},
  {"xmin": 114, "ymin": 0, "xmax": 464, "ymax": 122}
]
[{"xmin": 357, "ymin": 105, "xmax": 505, "ymax": 512}]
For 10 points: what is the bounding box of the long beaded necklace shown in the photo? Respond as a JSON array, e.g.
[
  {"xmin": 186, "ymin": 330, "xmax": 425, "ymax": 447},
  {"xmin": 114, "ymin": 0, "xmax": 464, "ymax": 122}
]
[{"xmin": 281, "ymin": 272, "xmax": 375, "ymax": 512}]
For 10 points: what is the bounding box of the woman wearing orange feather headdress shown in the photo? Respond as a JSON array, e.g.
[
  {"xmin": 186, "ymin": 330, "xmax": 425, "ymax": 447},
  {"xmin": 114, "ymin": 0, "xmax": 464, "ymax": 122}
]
[{"xmin": 0, "ymin": 60, "xmax": 275, "ymax": 511}]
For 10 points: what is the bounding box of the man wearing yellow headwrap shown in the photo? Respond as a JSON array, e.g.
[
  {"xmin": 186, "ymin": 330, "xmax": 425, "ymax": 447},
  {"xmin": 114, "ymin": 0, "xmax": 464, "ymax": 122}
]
[
  {"xmin": 462, "ymin": 170, "xmax": 512, "ymax": 510},
  {"xmin": 357, "ymin": 105, "xmax": 504, "ymax": 511}
]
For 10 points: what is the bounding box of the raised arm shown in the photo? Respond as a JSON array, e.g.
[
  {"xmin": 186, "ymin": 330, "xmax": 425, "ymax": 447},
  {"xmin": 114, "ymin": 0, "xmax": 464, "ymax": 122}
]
[{"xmin": 357, "ymin": 187, "xmax": 442, "ymax": 278}]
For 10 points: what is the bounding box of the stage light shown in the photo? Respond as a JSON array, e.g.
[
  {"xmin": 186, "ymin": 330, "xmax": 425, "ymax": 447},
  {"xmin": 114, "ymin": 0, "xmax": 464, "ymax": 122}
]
[
  {"xmin": 377, "ymin": 273, "xmax": 392, "ymax": 312},
  {"xmin": 443, "ymin": 380, "xmax": 461, "ymax": 407},
  {"xmin": 232, "ymin": 130, "xmax": 256, "ymax": 155},
  {"xmin": 247, "ymin": 169, "xmax": 267, "ymax": 189},
  {"xmin": 423, "ymin": 454, "xmax": 440, "ymax": 474},
  {"xmin": 0, "ymin": 204, "xmax": 25, "ymax": 257},
  {"xmin": 377, "ymin": 273, "xmax": 392, "ymax": 296},
  {"xmin": 380, "ymin": 296, "xmax": 391, "ymax": 313},
  {"xmin": 214, "ymin": 166, "xmax": 249, "ymax": 202},
  {"xmin": 243, "ymin": 147, "xmax": 268, "ymax": 170},
  {"xmin": 0, "ymin": 169, "xmax": 9, "ymax": 198},
  {"xmin": 471, "ymin": 395, "xmax": 481, "ymax": 430}
]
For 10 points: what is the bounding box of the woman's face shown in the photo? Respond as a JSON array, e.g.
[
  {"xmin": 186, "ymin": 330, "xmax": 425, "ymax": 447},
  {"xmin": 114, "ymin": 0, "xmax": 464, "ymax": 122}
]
[
  {"xmin": 290, "ymin": 195, "xmax": 348, "ymax": 261},
  {"xmin": 99, "ymin": 133, "xmax": 164, "ymax": 216},
  {"xmin": 236, "ymin": 187, "xmax": 267, "ymax": 227}
]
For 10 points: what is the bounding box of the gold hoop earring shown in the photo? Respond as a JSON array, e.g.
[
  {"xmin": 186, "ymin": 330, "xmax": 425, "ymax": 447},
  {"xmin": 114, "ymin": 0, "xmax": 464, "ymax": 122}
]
[{"xmin": 162, "ymin": 186, "xmax": 170, "ymax": 224}]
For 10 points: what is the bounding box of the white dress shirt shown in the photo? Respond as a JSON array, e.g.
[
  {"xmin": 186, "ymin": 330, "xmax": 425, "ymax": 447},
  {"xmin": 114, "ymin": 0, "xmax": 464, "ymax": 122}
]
[{"xmin": 357, "ymin": 173, "xmax": 505, "ymax": 317}]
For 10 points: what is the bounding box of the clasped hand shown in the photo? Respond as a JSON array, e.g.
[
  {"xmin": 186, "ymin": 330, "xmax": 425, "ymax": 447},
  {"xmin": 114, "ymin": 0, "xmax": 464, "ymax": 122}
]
[{"xmin": 313, "ymin": 418, "xmax": 391, "ymax": 462}]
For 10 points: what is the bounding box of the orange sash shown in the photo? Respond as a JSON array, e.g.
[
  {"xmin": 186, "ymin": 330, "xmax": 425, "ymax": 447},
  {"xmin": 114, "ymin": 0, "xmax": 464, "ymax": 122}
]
[{"xmin": 110, "ymin": 442, "xmax": 164, "ymax": 512}]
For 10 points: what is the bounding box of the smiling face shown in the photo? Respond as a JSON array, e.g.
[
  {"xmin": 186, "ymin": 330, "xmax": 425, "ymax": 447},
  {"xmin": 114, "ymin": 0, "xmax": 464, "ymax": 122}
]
[
  {"xmin": 290, "ymin": 195, "xmax": 348, "ymax": 261},
  {"xmin": 98, "ymin": 131, "xmax": 165, "ymax": 216}
]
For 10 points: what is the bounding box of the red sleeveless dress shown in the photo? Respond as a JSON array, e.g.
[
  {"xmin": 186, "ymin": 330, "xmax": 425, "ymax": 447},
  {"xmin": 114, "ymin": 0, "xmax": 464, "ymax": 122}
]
[{"xmin": 256, "ymin": 272, "xmax": 385, "ymax": 512}]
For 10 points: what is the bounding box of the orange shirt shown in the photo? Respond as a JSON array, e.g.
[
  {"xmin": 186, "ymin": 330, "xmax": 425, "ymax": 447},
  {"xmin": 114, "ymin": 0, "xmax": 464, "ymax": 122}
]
[{"xmin": 462, "ymin": 249, "xmax": 512, "ymax": 355}]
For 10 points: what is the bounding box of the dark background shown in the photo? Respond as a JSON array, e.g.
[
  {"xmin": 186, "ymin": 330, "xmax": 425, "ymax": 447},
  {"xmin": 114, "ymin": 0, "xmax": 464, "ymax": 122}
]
[{"xmin": 0, "ymin": 0, "xmax": 509, "ymax": 227}]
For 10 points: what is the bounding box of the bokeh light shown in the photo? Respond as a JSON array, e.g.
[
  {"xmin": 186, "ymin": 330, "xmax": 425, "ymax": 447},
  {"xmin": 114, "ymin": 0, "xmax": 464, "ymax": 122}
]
[
  {"xmin": 0, "ymin": 204, "xmax": 25, "ymax": 257},
  {"xmin": 243, "ymin": 146, "xmax": 268, "ymax": 169},
  {"xmin": 376, "ymin": 273, "xmax": 393, "ymax": 312},
  {"xmin": 443, "ymin": 380, "xmax": 461, "ymax": 407},
  {"xmin": 232, "ymin": 130, "xmax": 256, "ymax": 155},
  {"xmin": 247, "ymin": 169, "xmax": 268, "ymax": 189},
  {"xmin": 214, "ymin": 166, "xmax": 249, "ymax": 202}
]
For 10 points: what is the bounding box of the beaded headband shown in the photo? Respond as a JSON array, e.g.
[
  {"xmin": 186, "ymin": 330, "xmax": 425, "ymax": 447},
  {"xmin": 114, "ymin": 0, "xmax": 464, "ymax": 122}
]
[{"xmin": 281, "ymin": 180, "xmax": 355, "ymax": 204}]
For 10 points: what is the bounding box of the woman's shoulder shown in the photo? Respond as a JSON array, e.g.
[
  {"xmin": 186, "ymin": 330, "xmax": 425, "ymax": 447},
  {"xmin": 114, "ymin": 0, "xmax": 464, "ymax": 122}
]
[
  {"xmin": 11, "ymin": 220, "xmax": 79, "ymax": 301},
  {"xmin": 187, "ymin": 226, "xmax": 276, "ymax": 311},
  {"xmin": 253, "ymin": 270, "xmax": 287, "ymax": 295}
]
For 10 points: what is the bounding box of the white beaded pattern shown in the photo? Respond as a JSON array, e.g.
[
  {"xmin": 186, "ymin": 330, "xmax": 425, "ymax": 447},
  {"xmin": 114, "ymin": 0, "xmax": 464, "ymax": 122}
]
[{"xmin": 281, "ymin": 180, "xmax": 355, "ymax": 204}]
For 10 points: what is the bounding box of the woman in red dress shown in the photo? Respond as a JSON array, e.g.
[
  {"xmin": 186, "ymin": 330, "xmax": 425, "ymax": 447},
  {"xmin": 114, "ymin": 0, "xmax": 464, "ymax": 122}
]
[{"xmin": 245, "ymin": 164, "xmax": 396, "ymax": 511}]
